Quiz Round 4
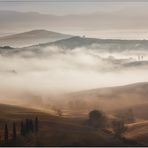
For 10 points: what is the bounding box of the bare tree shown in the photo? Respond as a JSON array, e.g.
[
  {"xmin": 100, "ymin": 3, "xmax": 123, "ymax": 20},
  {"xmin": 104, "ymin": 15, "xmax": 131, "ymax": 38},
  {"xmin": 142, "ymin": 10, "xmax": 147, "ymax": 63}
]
[
  {"xmin": 57, "ymin": 109, "xmax": 62, "ymax": 117},
  {"xmin": 126, "ymin": 109, "xmax": 135, "ymax": 123},
  {"xmin": 112, "ymin": 119, "xmax": 127, "ymax": 138}
]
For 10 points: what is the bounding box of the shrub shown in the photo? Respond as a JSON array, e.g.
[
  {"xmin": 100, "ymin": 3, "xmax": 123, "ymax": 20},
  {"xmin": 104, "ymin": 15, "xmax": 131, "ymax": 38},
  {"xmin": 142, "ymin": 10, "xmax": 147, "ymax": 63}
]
[
  {"xmin": 88, "ymin": 110, "xmax": 106, "ymax": 128},
  {"xmin": 112, "ymin": 119, "xmax": 127, "ymax": 138}
]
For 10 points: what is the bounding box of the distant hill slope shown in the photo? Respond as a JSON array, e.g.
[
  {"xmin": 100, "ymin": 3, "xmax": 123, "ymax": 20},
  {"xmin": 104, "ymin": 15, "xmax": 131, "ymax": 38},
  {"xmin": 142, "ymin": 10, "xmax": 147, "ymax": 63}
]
[
  {"xmin": 63, "ymin": 82, "xmax": 148, "ymax": 113},
  {"xmin": 0, "ymin": 103, "xmax": 52, "ymax": 122},
  {"xmin": 1, "ymin": 35, "xmax": 148, "ymax": 54},
  {"xmin": 42, "ymin": 36, "xmax": 148, "ymax": 52},
  {"xmin": 0, "ymin": 30, "xmax": 72, "ymax": 48},
  {"xmin": 115, "ymin": 103, "xmax": 148, "ymax": 120}
]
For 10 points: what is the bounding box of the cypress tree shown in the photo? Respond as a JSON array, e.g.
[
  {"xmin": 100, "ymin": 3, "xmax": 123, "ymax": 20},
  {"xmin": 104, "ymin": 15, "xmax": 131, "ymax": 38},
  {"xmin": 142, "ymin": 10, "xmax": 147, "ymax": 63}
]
[
  {"xmin": 25, "ymin": 119, "xmax": 29, "ymax": 134},
  {"xmin": 12, "ymin": 122, "xmax": 16, "ymax": 141},
  {"xmin": 20, "ymin": 121, "xmax": 24, "ymax": 136},
  {"xmin": 35, "ymin": 117, "xmax": 38, "ymax": 133},
  {"xmin": 30, "ymin": 119, "xmax": 34, "ymax": 132},
  {"xmin": 4, "ymin": 123, "xmax": 8, "ymax": 143},
  {"xmin": 28, "ymin": 119, "xmax": 31, "ymax": 132}
]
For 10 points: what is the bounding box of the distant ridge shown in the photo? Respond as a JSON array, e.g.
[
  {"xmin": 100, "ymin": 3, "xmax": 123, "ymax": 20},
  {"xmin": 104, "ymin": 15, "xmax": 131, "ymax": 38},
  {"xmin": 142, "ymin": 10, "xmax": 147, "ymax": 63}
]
[
  {"xmin": 36, "ymin": 36, "xmax": 148, "ymax": 51},
  {"xmin": 0, "ymin": 29, "xmax": 72, "ymax": 48},
  {"xmin": 64, "ymin": 82, "xmax": 148, "ymax": 112}
]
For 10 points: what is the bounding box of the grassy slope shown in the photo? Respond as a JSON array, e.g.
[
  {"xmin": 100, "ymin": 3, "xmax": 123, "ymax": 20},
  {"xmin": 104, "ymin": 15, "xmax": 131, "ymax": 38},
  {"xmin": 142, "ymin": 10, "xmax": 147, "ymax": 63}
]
[
  {"xmin": 0, "ymin": 103, "xmax": 134, "ymax": 146},
  {"xmin": 125, "ymin": 120, "xmax": 148, "ymax": 146},
  {"xmin": 114, "ymin": 103, "xmax": 148, "ymax": 120},
  {"xmin": 63, "ymin": 82, "xmax": 148, "ymax": 114}
]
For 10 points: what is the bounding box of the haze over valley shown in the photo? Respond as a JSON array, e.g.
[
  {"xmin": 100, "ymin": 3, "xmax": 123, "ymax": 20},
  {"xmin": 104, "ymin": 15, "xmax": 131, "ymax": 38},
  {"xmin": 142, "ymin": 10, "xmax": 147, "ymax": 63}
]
[
  {"xmin": 0, "ymin": 1, "xmax": 148, "ymax": 146},
  {"xmin": 0, "ymin": 30, "xmax": 148, "ymax": 108}
]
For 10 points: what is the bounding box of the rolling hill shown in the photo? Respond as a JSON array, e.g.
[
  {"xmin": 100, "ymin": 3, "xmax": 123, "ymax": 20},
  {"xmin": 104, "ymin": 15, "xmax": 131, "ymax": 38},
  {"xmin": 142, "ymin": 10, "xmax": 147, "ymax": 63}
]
[
  {"xmin": 1, "ymin": 35, "xmax": 148, "ymax": 58},
  {"xmin": 1, "ymin": 82, "xmax": 147, "ymax": 119},
  {"xmin": 0, "ymin": 103, "xmax": 135, "ymax": 146},
  {"xmin": 114, "ymin": 103, "xmax": 148, "ymax": 120},
  {"xmin": 0, "ymin": 30, "xmax": 72, "ymax": 48},
  {"xmin": 60, "ymin": 82, "xmax": 148, "ymax": 115},
  {"xmin": 125, "ymin": 120, "xmax": 148, "ymax": 146},
  {"xmin": 43, "ymin": 36, "xmax": 148, "ymax": 52},
  {"xmin": 0, "ymin": 82, "xmax": 147, "ymax": 146}
]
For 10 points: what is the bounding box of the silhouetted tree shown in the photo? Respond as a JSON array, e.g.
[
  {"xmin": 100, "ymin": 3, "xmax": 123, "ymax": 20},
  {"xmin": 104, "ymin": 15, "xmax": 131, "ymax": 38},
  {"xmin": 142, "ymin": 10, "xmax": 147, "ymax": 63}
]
[
  {"xmin": 57, "ymin": 109, "xmax": 62, "ymax": 117},
  {"xmin": 25, "ymin": 119, "xmax": 30, "ymax": 134},
  {"xmin": 30, "ymin": 119, "xmax": 34, "ymax": 132},
  {"xmin": 117, "ymin": 109, "xmax": 135, "ymax": 124},
  {"xmin": 20, "ymin": 121, "xmax": 25, "ymax": 136},
  {"xmin": 88, "ymin": 110, "xmax": 106, "ymax": 128},
  {"xmin": 4, "ymin": 124, "xmax": 8, "ymax": 143},
  {"xmin": 35, "ymin": 117, "xmax": 38, "ymax": 133},
  {"xmin": 112, "ymin": 119, "xmax": 127, "ymax": 138},
  {"xmin": 12, "ymin": 122, "xmax": 16, "ymax": 141},
  {"xmin": 126, "ymin": 109, "xmax": 135, "ymax": 123}
]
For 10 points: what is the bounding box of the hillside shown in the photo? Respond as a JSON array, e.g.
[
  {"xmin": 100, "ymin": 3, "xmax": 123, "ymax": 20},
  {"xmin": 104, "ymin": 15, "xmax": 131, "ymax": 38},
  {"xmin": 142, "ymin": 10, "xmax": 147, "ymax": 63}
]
[
  {"xmin": 0, "ymin": 103, "xmax": 135, "ymax": 146},
  {"xmin": 125, "ymin": 120, "xmax": 148, "ymax": 146},
  {"xmin": 1, "ymin": 82, "xmax": 147, "ymax": 119},
  {"xmin": 1, "ymin": 36, "xmax": 148, "ymax": 60},
  {"xmin": 61, "ymin": 82, "xmax": 148, "ymax": 115},
  {"xmin": 44, "ymin": 36, "xmax": 148, "ymax": 52},
  {"xmin": 0, "ymin": 30, "xmax": 72, "ymax": 48}
]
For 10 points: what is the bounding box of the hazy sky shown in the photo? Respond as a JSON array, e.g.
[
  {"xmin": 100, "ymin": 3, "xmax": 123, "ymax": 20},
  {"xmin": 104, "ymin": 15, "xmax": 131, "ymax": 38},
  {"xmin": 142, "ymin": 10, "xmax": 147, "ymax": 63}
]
[
  {"xmin": 1, "ymin": 0, "xmax": 148, "ymax": 39},
  {"xmin": 0, "ymin": 0, "xmax": 148, "ymax": 15}
]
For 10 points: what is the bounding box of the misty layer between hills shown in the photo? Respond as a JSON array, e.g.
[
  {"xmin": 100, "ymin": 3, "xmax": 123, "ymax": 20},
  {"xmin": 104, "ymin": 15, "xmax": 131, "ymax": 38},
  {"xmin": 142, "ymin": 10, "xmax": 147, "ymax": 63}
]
[{"xmin": 0, "ymin": 36, "xmax": 148, "ymax": 109}]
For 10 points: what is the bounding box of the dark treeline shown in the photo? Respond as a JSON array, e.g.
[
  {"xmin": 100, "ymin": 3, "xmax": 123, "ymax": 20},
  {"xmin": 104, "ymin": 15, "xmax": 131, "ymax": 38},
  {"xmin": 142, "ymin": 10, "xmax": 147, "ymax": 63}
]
[{"xmin": 3, "ymin": 116, "xmax": 39, "ymax": 145}]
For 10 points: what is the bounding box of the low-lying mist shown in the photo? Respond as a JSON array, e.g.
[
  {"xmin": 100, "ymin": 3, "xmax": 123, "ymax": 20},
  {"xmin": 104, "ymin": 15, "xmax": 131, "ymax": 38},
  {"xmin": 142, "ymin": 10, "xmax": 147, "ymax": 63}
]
[{"xmin": 0, "ymin": 44, "xmax": 148, "ymax": 110}]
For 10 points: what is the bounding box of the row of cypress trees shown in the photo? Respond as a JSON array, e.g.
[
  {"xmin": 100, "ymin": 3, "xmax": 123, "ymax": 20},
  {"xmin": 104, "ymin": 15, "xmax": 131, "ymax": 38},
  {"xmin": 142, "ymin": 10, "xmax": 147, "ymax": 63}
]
[{"xmin": 4, "ymin": 116, "xmax": 39, "ymax": 144}]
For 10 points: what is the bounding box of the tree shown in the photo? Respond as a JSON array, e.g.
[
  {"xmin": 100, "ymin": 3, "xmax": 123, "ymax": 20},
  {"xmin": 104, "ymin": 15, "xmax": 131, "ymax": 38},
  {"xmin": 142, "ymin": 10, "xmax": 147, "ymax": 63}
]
[
  {"xmin": 20, "ymin": 121, "xmax": 25, "ymax": 136},
  {"xmin": 25, "ymin": 119, "xmax": 30, "ymax": 134},
  {"xmin": 4, "ymin": 123, "xmax": 8, "ymax": 143},
  {"xmin": 112, "ymin": 119, "xmax": 127, "ymax": 138},
  {"xmin": 88, "ymin": 110, "xmax": 106, "ymax": 128},
  {"xmin": 29, "ymin": 119, "xmax": 34, "ymax": 132},
  {"xmin": 12, "ymin": 122, "xmax": 16, "ymax": 141},
  {"xmin": 57, "ymin": 109, "xmax": 62, "ymax": 117},
  {"xmin": 35, "ymin": 117, "xmax": 39, "ymax": 133},
  {"xmin": 126, "ymin": 109, "xmax": 135, "ymax": 123}
]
